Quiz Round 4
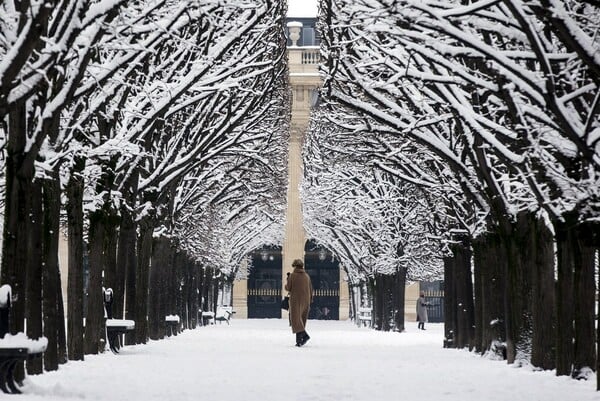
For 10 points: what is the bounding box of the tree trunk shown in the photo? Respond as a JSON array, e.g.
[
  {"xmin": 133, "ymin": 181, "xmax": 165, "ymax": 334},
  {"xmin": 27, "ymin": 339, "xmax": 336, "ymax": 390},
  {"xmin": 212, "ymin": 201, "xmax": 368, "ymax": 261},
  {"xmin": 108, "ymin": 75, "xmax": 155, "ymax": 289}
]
[
  {"xmin": 348, "ymin": 283, "xmax": 357, "ymax": 325},
  {"xmin": 166, "ymin": 246, "xmax": 176, "ymax": 330},
  {"xmin": 1, "ymin": 102, "xmax": 31, "ymax": 339},
  {"xmin": 118, "ymin": 174, "xmax": 139, "ymax": 342},
  {"xmin": 478, "ymin": 233, "xmax": 506, "ymax": 356},
  {"xmin": 26, "ymin": 180, "xmax": 43, "ymax": 375},
  {"xmin": 149, "ymin": 236, "xmax": 170, "ymax": 340},
  {"xmin": 372, "ymin": 275, "xmax": 382, "ymax": 330},
  {"xmin": 56, "ymin": 284, "xmax": 68, "ymax": 365},
  {"xmin": 85, "ymin": 210, "xmax": 107, "ymax": 354},
  {"xmin": 103, "ymin": 218, "xmax": 119, "ymax": 306},
  {"xmin": 443, "ymin": 256, "xmax": 455, "ymax": 348},
  {"xmin": 66, "ymin": 158, "xmax": 85, "ymax": 361},
  {"xmin": 501, "ymin": 218, "xmax": 533, "ymax": 365},
  {"xmin": 85, "ymin": 210, "xmax": 105, "ymax": 354},
  {"xmin": 393, "ymin": 267, "xmax": 406, "ymax": 332},
  {"xmin": 189, "ymin": 262, "xmax": 199, "ymax": 329},
  {"xmin": 135, "ymin": 220, "xmax": 153, "ymax": 344},
  {"xmin": 182, "ymin": 256, "xmax": 190, "ymax": 329},
  {"xmin": 452, "ymin": 235, "xmax": 475, "ymax": 350},
  {"xmin": 473, "ymin": 237, "xmax": 484, "ymax": 353},
  {"xmin": 115, "ymin": 210, "xmax": 134, "ymax": 320},
  {"xmin": 174, "ymin": 252, "xmax": 184, "ymax": 331},
  {"xmin": 572, "ymin": 223, "xmax": 597, "ymax": 379},
  {"xmin": 123, "ymin": 210, "xmax": 138, "ymax": 344},
  {"xmin": 380, "ymin": 273, "xmax": 392, "ymax": 331},
  {"xmin": 554, "ymin": 218, "xmax": 575, "ymax": 375},
  {"xmin": 42, "ymin": 175, "xmax": 62, "ymax": 371},
  {"xmin": 527, "ymin": 213, "xmax": 555, "ymax": 370}
]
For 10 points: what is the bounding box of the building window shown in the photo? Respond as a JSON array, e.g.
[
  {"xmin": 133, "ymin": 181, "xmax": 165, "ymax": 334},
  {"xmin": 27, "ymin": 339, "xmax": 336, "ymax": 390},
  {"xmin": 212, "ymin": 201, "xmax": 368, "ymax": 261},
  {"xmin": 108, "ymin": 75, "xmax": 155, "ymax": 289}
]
[{"xmin": 302, "ymin": 27, "xmax": 314, "ymax": 46}]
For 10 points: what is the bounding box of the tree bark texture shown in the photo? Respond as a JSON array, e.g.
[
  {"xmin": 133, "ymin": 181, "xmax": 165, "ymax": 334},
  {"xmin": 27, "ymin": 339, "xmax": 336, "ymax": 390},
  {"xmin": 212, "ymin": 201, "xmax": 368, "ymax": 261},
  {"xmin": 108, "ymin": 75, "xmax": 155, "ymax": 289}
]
[
  {"xmin": 525, "ymin": 213, "xmax": 555, "ymax": 370},
  {"xmin": 554, "ymin": 217, "xmax": 575, "ymax": 375},
  {"xmin": 114, "ymin": 211, "xmax": 133, "ymax": 320},
  {"xmin": 186, "ymin": 258, "xmax": 199, "ymax": 329},
  {"xmin": 176, "ymin": 254, "xmax": 187, "ymax": 331},
  {"xmin": 119, "ymin": 173, "xmax": 139, "ymax": 343},
  {"xmin": 135, "ymin": 220, "xmax": 153, "ymax": 344},
  {"xmin": 443, "ymin": 256, "xmax": 456, "ymax": 348},
  {"xmin": 370, "ymin": 276, "xmax": 381, "ymax": 330},
  {"xmin": 66, "ymin": 160, "xmax": 85, "ymax": 361},
  {"xmin": 393, "ymin": 267, "xmax": 407, "ymax": 332},
  {"xmin": 473, "ymin": 239, "xmax": 484, "ymax": 354},
  {"xmin": 473, "ymin": 233, "xmax": 506, "ymax": 356},
  {"xmin": 149, "ymin": 236, "xmax": 170, "ymax": 340},
  {"xmin": 171, "ymin": 251, "xmax": 182, "ymax": 327},
  {"xmin": 501, "ymin": 218, "xmax": 533, "ymax": 365},
  {"xmin": 42, "ymin": 175, "xmax": 62, "ymax": 371},
  {"xmin": 26, "ymin": 180, "xmax": 43, "ymax": 375},
  {"xmin": 451, "ymin": 236, "xmax": 475, "ymax": 350},
  {"xmin": 85, "ymin": 211, "xmax": 107, "ymax": 354},
  {"xmin": 103, "ymin": 218, "xmax": 119, "ymax": 307},
  {"xmin": 1, "ymin": 103, "xmax": 31, "ymax": 338},
  {"xmin": 572, "ymin": 224, "xmax": 597, "ymax": 379},
  {"xmin": 56, "ymin": 284, "xmax": 68, "ymax": 365}
]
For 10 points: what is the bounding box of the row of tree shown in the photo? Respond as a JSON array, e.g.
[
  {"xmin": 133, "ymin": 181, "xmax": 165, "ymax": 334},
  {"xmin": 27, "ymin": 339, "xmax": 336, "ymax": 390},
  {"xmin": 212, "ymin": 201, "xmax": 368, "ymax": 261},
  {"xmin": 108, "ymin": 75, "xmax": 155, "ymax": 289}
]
[
  {"xmin": 0, "ymin": 0, "xmax": 289, "ymax": 375},
  {"xmin": 303, "ymin": 0, "xmax": 600, "ymax": 389}
]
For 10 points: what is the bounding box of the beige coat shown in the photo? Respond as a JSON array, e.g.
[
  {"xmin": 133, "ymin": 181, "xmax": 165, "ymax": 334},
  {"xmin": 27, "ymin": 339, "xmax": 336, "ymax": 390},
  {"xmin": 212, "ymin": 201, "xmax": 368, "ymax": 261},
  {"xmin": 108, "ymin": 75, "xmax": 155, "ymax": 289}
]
[{"xmin": 285, "ymin": 266, "xmax": 313, "ymax": 333}]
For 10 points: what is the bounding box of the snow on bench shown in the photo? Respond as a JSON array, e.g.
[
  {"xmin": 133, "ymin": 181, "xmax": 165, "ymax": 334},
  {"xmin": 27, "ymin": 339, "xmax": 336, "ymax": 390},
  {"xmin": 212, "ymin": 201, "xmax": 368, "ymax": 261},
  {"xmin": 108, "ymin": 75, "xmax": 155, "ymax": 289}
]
[
  {"xmin": 104, "ymin": 288, "xmax": 135, "ymax": 354},
  {"xmin": 215, "ymin": 306, "xmax": 235, "ymax": 325},
  {"xmin": 165, "ymin": 315, "xmax": 180, "ymax": 336},
  {"xmin": 201, "ymin": 310, "xmax": 215, "ymax": 326},
  {"xmin": 0, "ymin": 285, "xmax": 47, "ymax": 394},
  {"xmin": 358, "ymin": 307, "xmax": 372, "ymax": 328}
]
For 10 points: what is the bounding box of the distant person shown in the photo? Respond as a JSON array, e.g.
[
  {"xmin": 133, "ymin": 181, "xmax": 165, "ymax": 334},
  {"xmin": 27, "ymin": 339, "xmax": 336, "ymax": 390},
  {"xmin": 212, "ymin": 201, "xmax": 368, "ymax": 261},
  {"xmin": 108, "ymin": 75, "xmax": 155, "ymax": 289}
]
[
  {"xmin": 285, "ymin": 259, "xmax": 313, "ymax": 346},
  {"xmin": 416, "ymin": 291, "xmax": 430, "ymax": 330}
]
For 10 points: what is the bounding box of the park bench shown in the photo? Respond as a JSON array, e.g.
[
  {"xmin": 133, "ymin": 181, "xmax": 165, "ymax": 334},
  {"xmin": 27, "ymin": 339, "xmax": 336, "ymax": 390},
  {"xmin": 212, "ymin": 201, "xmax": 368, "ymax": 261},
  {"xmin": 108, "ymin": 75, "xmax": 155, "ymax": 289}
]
[
  {"xmin": 103, "ymin": 288, "xmax": 135, "ymax": 354},
  {"xmin": 0, "ymin": 284, "xmax": 47, "ymax": 394},
  {"xmin": 215, "ymin": 306, "xmax": 235, "ymax": 325},
  {"xmin": 358, "ymin": 307, "xmax": 372, "ymax": 328},
  {"xmin": 200, "ymin": 310, "xmax": 215, "ymax": 326},
  {"xmin": 105, "ymin": 319, "xmax": 135, "ymax": 354},
  {"xmin": 165, "ymin": 315, "xmax": 180, "ymax": 336}
]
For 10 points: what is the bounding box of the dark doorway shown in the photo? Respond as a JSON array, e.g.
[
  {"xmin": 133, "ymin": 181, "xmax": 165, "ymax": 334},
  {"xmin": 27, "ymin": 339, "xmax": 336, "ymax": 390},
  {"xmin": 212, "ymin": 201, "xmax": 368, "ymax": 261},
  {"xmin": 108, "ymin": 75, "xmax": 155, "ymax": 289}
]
[
  {"xmin": 304, "ymin": 240, "xmax": 340, "ymax": 320},
  {"xmin": 421, "ymin": 281, "xmax": 445, "ymax": 323},
  {"xmin": 247, "ymin": 246, "xmax": 282, "ymax": 319}
]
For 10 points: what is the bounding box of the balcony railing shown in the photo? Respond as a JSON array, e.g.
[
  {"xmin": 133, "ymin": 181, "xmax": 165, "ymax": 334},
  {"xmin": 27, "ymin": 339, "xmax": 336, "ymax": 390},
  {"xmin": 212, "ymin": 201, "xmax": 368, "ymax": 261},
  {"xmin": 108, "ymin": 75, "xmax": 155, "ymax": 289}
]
[
  {"xmin": 288, "ymin": 46, "xmax": 321, "ymax": 73},
  {"xmin": 301, "ymin": 48, "xmax": 320, "ymax": 65}
]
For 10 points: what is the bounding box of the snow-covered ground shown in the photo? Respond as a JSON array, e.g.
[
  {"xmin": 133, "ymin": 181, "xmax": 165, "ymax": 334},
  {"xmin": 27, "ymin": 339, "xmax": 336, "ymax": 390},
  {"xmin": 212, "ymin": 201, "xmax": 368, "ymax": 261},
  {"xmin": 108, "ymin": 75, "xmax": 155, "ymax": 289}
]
[{"xmin": 20, "ymin": 320, "xmax": 596, "ymax": 401}]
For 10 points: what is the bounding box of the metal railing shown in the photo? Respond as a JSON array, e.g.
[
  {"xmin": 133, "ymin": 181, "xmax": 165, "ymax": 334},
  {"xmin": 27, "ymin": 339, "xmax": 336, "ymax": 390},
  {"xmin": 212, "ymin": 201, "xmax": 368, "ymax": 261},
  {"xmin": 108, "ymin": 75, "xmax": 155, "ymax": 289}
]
[
  {"xmin": 247, "ymin": 288, "xmax": 282, "ymax": 297},
  {"xmin": 424, "ymin": 291, "xmax": 444, "ymax": 323}
]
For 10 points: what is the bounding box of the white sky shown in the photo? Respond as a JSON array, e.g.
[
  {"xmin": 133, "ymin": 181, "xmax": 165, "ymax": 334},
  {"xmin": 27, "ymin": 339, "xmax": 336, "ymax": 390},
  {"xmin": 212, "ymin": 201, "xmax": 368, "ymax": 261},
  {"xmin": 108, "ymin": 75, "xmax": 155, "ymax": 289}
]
[
  {"xmin": 19, "ymin": 320, "xmax": 597, "ymax": 401},
  {"xmin": 288, "ymin": 0, "xmax": 318, "ymax": 17}
]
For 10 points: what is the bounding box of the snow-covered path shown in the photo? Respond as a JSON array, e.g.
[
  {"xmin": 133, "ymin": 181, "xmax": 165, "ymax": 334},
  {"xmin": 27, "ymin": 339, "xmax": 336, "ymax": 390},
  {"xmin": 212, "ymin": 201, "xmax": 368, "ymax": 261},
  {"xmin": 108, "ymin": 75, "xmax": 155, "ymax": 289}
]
[{"xmin": 21, "ymin": 320, "xmax": 596, "ymax": 401}]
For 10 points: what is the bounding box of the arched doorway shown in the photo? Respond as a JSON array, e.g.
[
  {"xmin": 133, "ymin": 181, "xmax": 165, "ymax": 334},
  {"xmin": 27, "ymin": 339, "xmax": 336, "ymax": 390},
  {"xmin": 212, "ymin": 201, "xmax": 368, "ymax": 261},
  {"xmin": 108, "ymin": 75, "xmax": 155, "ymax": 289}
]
[
  {"xmin": 304, "ymin": 240, "xmax": 340, "ymax": 320},
  {"xmin": 247, "ymin": 246, "xmax": 283, "ymax": 318}
]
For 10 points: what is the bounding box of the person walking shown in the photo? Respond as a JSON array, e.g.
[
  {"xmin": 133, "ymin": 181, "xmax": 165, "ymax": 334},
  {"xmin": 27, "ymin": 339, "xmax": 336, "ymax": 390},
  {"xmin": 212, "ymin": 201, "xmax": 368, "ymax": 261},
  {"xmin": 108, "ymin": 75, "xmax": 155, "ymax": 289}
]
[
  {"xmin": 285, "ymin": 259, "xmax": 313, "ymax": 346},
  {"xmin": 416, "ymin": 291, "xmax": 429, "ymax": 330}
]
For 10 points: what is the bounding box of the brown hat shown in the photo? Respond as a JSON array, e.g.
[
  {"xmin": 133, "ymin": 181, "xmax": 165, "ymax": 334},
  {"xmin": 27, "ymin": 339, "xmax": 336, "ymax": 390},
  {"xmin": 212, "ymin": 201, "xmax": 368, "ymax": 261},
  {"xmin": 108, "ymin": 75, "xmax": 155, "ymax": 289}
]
[{"xmin": 292, "ymin": 259, "xmax": 304, "ymax": 268}]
